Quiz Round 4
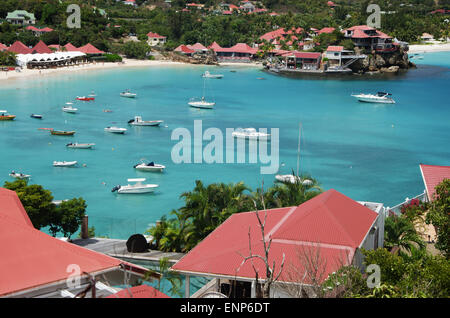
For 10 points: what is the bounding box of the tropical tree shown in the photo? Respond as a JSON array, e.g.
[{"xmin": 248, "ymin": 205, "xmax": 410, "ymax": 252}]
[{"xmin": 384, "ymin": 215, "xmax": 425, "ymax": 253}]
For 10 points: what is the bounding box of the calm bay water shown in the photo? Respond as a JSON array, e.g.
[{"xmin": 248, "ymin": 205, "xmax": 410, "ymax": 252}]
[{"xmin": 1, "ymin": 52, "xmax": 449, "ymax": 238}]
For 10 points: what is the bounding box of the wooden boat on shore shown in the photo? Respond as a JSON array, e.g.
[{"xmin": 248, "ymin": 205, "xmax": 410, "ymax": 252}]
[{"xmin": 0, "ymin": 110, "xmax": 16, "ymax": 121}]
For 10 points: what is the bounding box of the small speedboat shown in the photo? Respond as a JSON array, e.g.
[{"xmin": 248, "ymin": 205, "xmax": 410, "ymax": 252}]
[
  {"xmin": 0, "ymin": 110, "xmax": 16, "ymax": 121},
  {"xmin": 9, "ymin": 171, "xmax": 31, "ymax": 179},
  {"xmin": 351, "ymin": 92, "xmax": 396, "ymax": 104},
  {"xmin": 51, "ymin": 130, "xmax": 75, "ymax": 136},
  {"xmin": 88, "ymin": 91, "xmax": 97, "ymax": 97},
  {"xmin": 188, "ymin": 97, "xmax": 215, "ymax": 109},
  {"xmin": 134, "ymin": 160, "xmax": 165, "ymax": 172},
  {"xmin": 128, "ymin": 116, "xmax": 163, "ymax": 127},
  {"xmin": 232, "ymin": 128, "xmax": 271, "ymax": 140},
  {"xmin": 62, "ymin": 103, "xmax": 78, "ymax": 113},
  {"xmin": 66, "ymin": 143, "xmax": 95, "ymax": 149},
  {"xmin": 30, "ymin": 114, "xmax": 43, "ymax": 119},
  {"xmin": 105, "ymin": 126, "xmax": 127, "ymax": 134},
  {"xmin": 111, "ymin": 178, "xmax": 159, "ymax": 194},
  {"xmin": 120, "ymin": 90, "xmax": 137, "ymax": 98},
  {"xmin": 53, "ymin": 161, "xmax": 78, "ymax": 167},
  {"xmin": 202, "ymin": 71, "xmax": 224, "ymax": 79},
  {"xmin": 76, "ymin": 96, "xmax": 95, "ymax": 101}
]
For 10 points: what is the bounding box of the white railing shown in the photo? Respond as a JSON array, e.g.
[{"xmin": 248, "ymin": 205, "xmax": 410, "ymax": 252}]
[{"xmin": 385, "ymin": 190, "xmax": 428, "ymax": 217}]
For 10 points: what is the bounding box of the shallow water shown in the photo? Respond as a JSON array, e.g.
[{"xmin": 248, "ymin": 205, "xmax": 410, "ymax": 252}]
[{"xmin": 1, "ymin": 53, "xmax": 449, "ymax": 238}]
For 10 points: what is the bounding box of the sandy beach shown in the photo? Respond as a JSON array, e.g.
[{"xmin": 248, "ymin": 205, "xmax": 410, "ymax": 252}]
[
  {"xmin": 0, "ymin": 59, "xmax": 200, "ymax": 83},
  {"xmin": 408, "ymin": 42, "xmax": 450, "ymax": 53}
]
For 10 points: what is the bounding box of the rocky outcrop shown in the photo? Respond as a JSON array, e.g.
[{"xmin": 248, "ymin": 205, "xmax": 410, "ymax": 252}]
[
  {"xmin": 350, "ymin": 47, "xmax": 416, "ymax": 74},
  {"xmin": 168, "ymin": 50, "xmax": 218, "ymax": 65}
]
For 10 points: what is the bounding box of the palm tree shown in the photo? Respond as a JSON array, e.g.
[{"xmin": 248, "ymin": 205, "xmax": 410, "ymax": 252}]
[{"xmin": 384, "ymin": 216, "xmax": 425, "ymax": 253}]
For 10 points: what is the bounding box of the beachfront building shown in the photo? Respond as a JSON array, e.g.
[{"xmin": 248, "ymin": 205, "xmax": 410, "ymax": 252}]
[
  {"xmin": 171, "ymin": 189, "xmax": 385, "ymax": 298},
  {"xmin": 324, "ymin": 45, "xmax": 366, "ymax": 70},
  {"xmin": 6, "ymin": 10, "xmax": 36, "ymax": 25},
  {"xmin": 343, "ymin": 25, "xmax": 397, "ymax": 53},
  {"xmin": 283, "ymin": 51, "xmax": 322, "ymax": 71},
  {"xmin": 7, "ymin": 41, "xmax": 32, "ymax": 54},
  {"xmin": 26, "ymin": 26, "xmax": 54, "ymax": 37},
  {"xmin": 211, "ymin": 42, "xmax": 258, "ymax": 62},
  {"xmin": 421, "ymin": 33, "xmax": 434, "ymax": 43},
  {"xmin": 147, "ymin": 32, "xmax": 167, "ymax": 46},
  {"xmin": 174, "ymin": 44, "xmax": 195, "ymax": 56},
  {"xmin": 0, "ymin": 187, "xmax": 155, "ymax": 298},
  {"xmin": 187, "ymin": 43, "xmax": 209, "ymax": 53}
]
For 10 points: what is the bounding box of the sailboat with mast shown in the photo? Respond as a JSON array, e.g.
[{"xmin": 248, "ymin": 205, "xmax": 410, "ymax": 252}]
[
  {"xmin": 275, "ymin": 123, "xmax": 313, "ymax": 185},
  {"xmin": 188, "ymin": 76, "xmax": 215, "ymax": 109}
]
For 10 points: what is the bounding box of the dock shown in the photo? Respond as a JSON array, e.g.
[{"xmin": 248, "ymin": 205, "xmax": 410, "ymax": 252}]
[{"xmin": 72, "ymin": 238, "xmax": 185, "ymax": 264}]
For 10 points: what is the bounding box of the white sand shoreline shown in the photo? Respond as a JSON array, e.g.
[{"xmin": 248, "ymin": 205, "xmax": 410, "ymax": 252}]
[
  {"xmin": 0, "ymin": 58, "xmax": 261, "ymax": 83},
  {"xmin": 408, "ymin": 42, "xmax": 450, "ymax": 53}
]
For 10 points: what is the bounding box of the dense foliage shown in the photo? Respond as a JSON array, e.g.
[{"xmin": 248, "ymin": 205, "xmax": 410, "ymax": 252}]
[
  {"xmin": 4, "ymin": 179, "xmax": 87, "ymax": 239},
  {"xmin": 147, "ymin": 177, "xmax": 322, "ymax": 252},
  {"xmin": 0, "ymin": 51, "xmax": 17, "ymax": 66}
]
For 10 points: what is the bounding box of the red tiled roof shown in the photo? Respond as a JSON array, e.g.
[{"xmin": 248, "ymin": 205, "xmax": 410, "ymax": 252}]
[
  {"xmin": 208, "ymin": 41, "xmax": 222, "ymax": 50},
  {"xmin": 419, "ymin": 164, "xmax": 450, "ymax": 201},
  {"xmin": 172, "ymin": 189, "xmax": 378, "ymax": 283},
  {"xmin": 78, "ymin": 43, "xmax": 105, "ymax": 54},
  {"xmin": 187, "ymin": 43, "xmax": 207, "ymax": 51},
  {"xmin": 260, "ymin": 27, "xmax": 303, "ymax": 42},
  {"xmin": 175, "ymin": 44, "xmax": 195, "ymax": 54},
  {"xmin": 147, "ymin": 32, "xmax": 166, "ymax": 39},
  {"xmin": 318, "ymin": 27, "xmax": 335, "ymax": 35},
  {"xmin": 31, "ymin": 40, "xmax": 53, "ymax": 54},
  {"xmin": 327, "ymin": 45, "xmax": 344, "ymax": 52},
  {"xmin": 222, "ymin": 10, "xmax": 232, "ymax": 15},
  {"xmin": 106, "ymin": 285, "xmax": 170, "ymax": 298},
  {"xmin": 26, "ymin": 26, "xmax": 54, "ymax": 33},
  {"xmin": 0, "ymin": 188, "xmax": 148, "ymax": 296},
  {"xmin": 287, "ymin": 51, "xmax": 322, "ymax": 59},
  {"xmin": 7, "ymin": 41, "xmax": 32, "ymax": 54},
  {"xmin": 64, "ymin": 43, "xmax": 78, "ymax": 51}
]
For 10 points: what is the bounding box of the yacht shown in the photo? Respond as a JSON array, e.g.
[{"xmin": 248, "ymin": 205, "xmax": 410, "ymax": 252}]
[
  {"xmin": 232, "ymin": 128, "xmax": 271, "ymax": 140},
  {"xmin": 9, "ymin": 171, "xmax": 31, "ymax": 179},
  {"xmin": 66, "ymin": 143, "xmax": 95, "ymax": 149},
  {"xmin": 53, "ymin": 161, "xmax": 78, "ymax": 167},
  {"xmin": 351, "ymin": 92, "xmax": 396, "ymax": 104},
  {"xmin": 120, "ymin": 89, "xmax": 137, "ymax": 98},
  {"xmin": 202, "ymin": 71, "xmax": 224, "ymax": 79},
  {"xmin": 111, "ymin": 178, "xmax": 159, "ymax": 194},
  {"xmin": 62, "ymin": 103, "xmax": 78, "ymax": 113},
  {"xmin": 134, "ymin": 160, "xmax": 165, "ymax": 172},
  {"xmin": 128, "ymin": 116, "xmax": 163, "ymax": 126},
  {"xmin": 105, "ymin": 126, "xmax": 127, "ymax": 134},
  {"xmin": 188, "ymin": 97, "xmax": 215, "ymax": 109}
]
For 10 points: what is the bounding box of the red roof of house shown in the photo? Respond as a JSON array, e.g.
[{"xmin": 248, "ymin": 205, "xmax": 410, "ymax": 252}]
[
  {"xmin": 208, "ymin": 41, "xmax": 222, "ymax": 50},
  {"xmin": 222, "ymin": 10, "xmax": 232, "ymax": 15},
  {"xmin": 269, "ymin": 12, "xmax": 279, "ymax": 16},
  {"xmin": 64, "ymin": 43, "xmax": 78, "ymax": 51},
  {"xmin": 78, "ymin": 43, "xmax": 105, "ymax": 54},
  {"xmin": 318, "ymin": 27, "xmax": 335, "ymax": 35},
  {"xmin": 287, "ymin": 51, "xmax": 322, "ymax": 59},
  {"xmin": 327, "ymin": 45, "xmax": 344, "ymax": 52},
  {"xmin": 260, "ymin": 27, "xmax": 303, "ymax": 42},
  {"xmin": 419, "ymin": 164, "xmax": 450, "ymax": 201},
  {"xmin": 172, "ymin": 189, "xmax": 378, "ymax": 283},
  {"xmin": 106, "ymin": 285, "xmax": 170, "ymax": 298},
  {"xmin": 215, "ymin": 43, "xmax": 257, "ymax": 54},
  {"xmin": 327, "ymin": 1, "xmax": 336, "ymax": 6},
  {"xmin": 174, "ymin": 44, "xmax": 195, "ymax": 54},
  {"xmin": 31, "ymin": 40, "xmax": 53, "ymax": 54},
  {"xmin": 26, "ymin": 26, "xmax": 53, "ymax": 33},
  {"xmin": 7, "ymin": 41, "xmax": 32, "ymax": 54},
  {"xmin": 187, "ymin": 43, "xmax": 207, "ymax": 51},
  {"xmin": 0, "ymin": 188, "xmax": 147, "ymax": 296},
  {"xmin": 147, "ymin": 32, "xmax": 166, "ymax": 39},
  {"xmin": 344, "ymin": 25, "xmax": 392, "ymax": 39},
  {"xmin": 229, "ymin": 4, "xmax": 239, "ymax": 10}
]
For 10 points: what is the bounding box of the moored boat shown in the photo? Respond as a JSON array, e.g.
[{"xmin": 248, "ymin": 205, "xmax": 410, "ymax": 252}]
[
  {"xmin": 62, "ymin": 103, "xmax": 78, "ymax": 113},
  {"xmin": 202, "ymin": 71, "xmax": 224, "ymax": 79},
  {"xmin": 105, "ymin": 126, "xmax": 127, "ymax": 134},
  {"xmin": 9, "ymin": 171, "xmax": 31, "ymax": 179},
  {"xmin": 134, "ymin": 160, "xmax": 165, "ymax": 172},
  {"xmin": 66, "ymin": 142, "xmax": 95, "ymax": 149},
  {"xmin": 351, "ymin": 92, "xmax": 396, "ymax": 104},
  {"xmin": 188, "ymin": 97, "xmax": 215, "ymax": 109},
  {"xmin": 76, "ymin": 96, "xmax": 95, "ymax": 101},
  {"xmin": 30, "ymin": 114, "xmax": 43, "ymax": 119},
  {"xmin": 111, "ymin": 178, "xmax": 159, "ymax": 194},
  {"xmin": 53, "ymin": 161, "xmax": 78, "ymax": 167},
  {"xmin": 232, "ymin": 128, "xmax": 271, "ymax": 140},
  {"xmin": 128, "ymin": 116, "xmax": 163, "ymax": 126},
  {"xmin": 120, "ymin": 89, "xmax": 137, "ymax": 98},
  {"xmin": 51, "ymin": 130, "xmax": 76, "ymax": 136},
  {"xmin": 0, "ymin": 110, "xmax": 16, "ymax": 121}
]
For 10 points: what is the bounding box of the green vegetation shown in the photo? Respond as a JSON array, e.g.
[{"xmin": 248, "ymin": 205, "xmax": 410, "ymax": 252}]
[
  {"xmin": 147, "ymin": 177, "xmax": 322, "ymax": 253},
  {"xmin": 0, "ymin": 50, "xmax": 16, "ymax": 66},
  {"xmin": 4, "ymin": 179, "xmax": 87, "ymax": 239}
]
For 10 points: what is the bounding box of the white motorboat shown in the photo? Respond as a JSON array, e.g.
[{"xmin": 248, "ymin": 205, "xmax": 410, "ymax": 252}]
[
  {"xmin": 9, "ymin": 171, "xmax": 31, "ymax": 179},
  {"xmin": 275, "ymin": 174, "xmax": 313, "ymax": 185},
  {"xmin": 134, "ymin": 160, "xmax": 165, "ymax": 172},
  {"xmin": 53, "ymin": 161, "xmax": 78, "ymax": 167},
  {"xmin": 188, "ymin": 97, "xmax": 215, "ymax": 109},
  {"xmin": 62, "ymin": 103, "xmax": 78, "ymax": 113},
  {"xmin": 128, "ymin": 116, "xmax": 164, "ymax": 127},
  {"xmin": 232, "ymin": 128, "xmax": 271, "ymax": 140},
  {"xmin": 111, "ymin": 178, "xmax": 159, "ymax": 194},
  {"xmin": 66, "ymin": 142, "xmax": 95, "ymax": 149},
  {"xmin": 120, "ymin": 90, "xmax": 137, "ymax": 98},
  {"xmin": 105, "ymin": 126, "xmax": 127, "ymax": 134},
  {"xmin": 202, "ymin": 71, "xmax": 224, "ymax": 79},
  {"xmin": 351, "ymin": 92, "xmax": 396, "ymax": 104}
]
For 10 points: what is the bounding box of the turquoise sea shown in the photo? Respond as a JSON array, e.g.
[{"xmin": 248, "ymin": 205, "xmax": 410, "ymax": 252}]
[{"xmin": 1, "ymin": 52, "xmax": 449, "ymax": 239}]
